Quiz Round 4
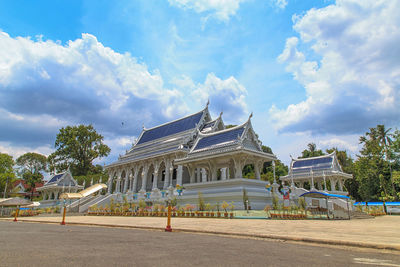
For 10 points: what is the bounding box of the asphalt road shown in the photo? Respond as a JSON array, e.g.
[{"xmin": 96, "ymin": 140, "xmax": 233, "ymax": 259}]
[{"xmin": 1, "ymin": 221, "xmax": 399, "ymax": 267}]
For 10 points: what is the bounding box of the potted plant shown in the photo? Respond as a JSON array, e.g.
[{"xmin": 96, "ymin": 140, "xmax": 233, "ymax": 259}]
[
  {"xmin": 216, "ymin": 202, "xmax": 221, "ymax": 218},
  {"xmin": 221, "ymin": 201, "xmax": 229, "ymax": 218},
  {"xmin": 205, "ymin": 203, "xmax": 211, "ymax": 217},
  {"xmin": 229, "ymin": 202, "xmax": 235, "ymax": 218}
]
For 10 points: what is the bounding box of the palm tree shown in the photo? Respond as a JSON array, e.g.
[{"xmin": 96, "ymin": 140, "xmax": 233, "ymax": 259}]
[
  {"xmin": 376, "ymin": 125, "xmax": 395, "ymax": 194},
  {"xmin": 308, "ymin": 143, "xmax": 317, "ymax": 154}
]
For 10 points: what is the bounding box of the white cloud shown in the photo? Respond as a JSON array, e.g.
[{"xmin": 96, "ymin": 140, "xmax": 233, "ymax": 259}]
[
  {"xmin": 271, "ymin": 0, "xmax": 400, "ymax": 135},
  {"xmin": 319, "ymin": 137, "xmax": 359, "ymax": 153},
  {"xmin": 0, "ymin": 142, "xmax": 53, "ymax": 159},
  {"xmin": 168, "ymin": 0, "xmax": 245, "ymax": 21},
  {"xmin": 0, "ymin": 31, "xmax": 244, "ymax": 160},
  {"xmin": 192, "ymin": 73, "xmax": 249, "ymax": 123},
  {"xmin": 0, "ymin": 31, "xmax": 191, "ymax": 157},
  {"xmin": 271, "ymin": 0, "xmax": 287, "ymax": 10}
]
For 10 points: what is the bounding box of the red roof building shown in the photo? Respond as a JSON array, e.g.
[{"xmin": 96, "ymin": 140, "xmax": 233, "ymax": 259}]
[{"xmin": 12, "ymin": 179, "xmax": 44, "ymax": 199}]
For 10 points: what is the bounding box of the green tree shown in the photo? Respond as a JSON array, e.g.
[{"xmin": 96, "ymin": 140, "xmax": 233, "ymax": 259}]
[
  {"xmin": 376, "ymin": 125, "xmax": 395, "ymax": 193},
  {"xmin": 48, "ymin": 125, "xmax": 111, "ymax": 176},
  {"xmin": 16, "ymin": 153, "xmax": 47, "ymax": 174},
  {"xmin": 260, "ymin": 146, "xmax": 288, "ymax": 183},
  {"xmin": 355, "ymin": 125, "xmax": 394, "ymax": 201},
  {"xmin": 0, "ymin": 153, "xmax": 16, "ymax": 198},
  {"xmin": 300, "ymin": 143, "xmax": 325, "ymax": 158},
  {"xmin": 16, "ymin": 153, "xmax": 47, "ymax": 200}
]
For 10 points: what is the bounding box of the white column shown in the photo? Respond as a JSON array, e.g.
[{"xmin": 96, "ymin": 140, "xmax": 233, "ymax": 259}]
[
  {"xmin": 201, "ymin": 168, "xmax": 207, "ymax": 182},
  {"xmin": 140, "ymin": 165, "xmax": 149, "ymax": 191},
  {"xmin": 116, "ymin": 179, "xmax": 121, "ymax": 193},
  {"xmin": 255, "ymin": 161, "xmax": 261, "ymax": 180},
  {"xmin": 221, "ymin": 168, "xmax": 227, "ymax": 180},
  {"xmin": 272, "ymin": 161, "xmax": 276, "ymax": 184},
  {"xmin": 338, "ymin": 178, "xmax": 343, "ymax": 191},
  {"xmin": 163, "ymin": 160, "xmax": 170, "ymax": 189},
  {"xmin": 330, "ymin": 178, "xmax": 336, "ymax": 191},
  {"xmin": 310, "ymin": 170, "xmax": 315, "ymax": 190},
  {"xmin": 152, "ymin": 169, "xmax": 159, "ymax": 189},
  {"xmin": 196, "ymin": 168, "xmax": 201, "ymax": 183},
  {"xmin": 189, "ymin": 165, "xmax": 196, "ymax": 184},
  {"xmin": 169, "ymin": 166, "xmax": 174, "ymax": 187},
  {"xmin": 123, "ymin": 171, "xmax": 129, "ymax": 193},
  {"xmin": 132, "ymin": 168, "xmax": 139, "ymax": 193},
  {"xmin": 128, "ymin": 172, "xmax": 134, "ymax": 192},
  {"xmin": 233, "ymin": 157, "xmax": 243, "ymax": 179},
  {"xmin": 177, "ymin": 165, "xmax": 183, "ymax": 185},
  {"xmin": 107, "ymin": 173, "xmax": 113, "ymax": 194},
  {"xmin": 323, "ymin": 172, "xmax": 327, "ymax": 191}
]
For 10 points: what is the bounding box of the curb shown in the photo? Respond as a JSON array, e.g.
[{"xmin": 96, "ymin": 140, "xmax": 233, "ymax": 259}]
[{"xmin": 2, "ymin": 218, "xmax": 400, "ymax": 252}]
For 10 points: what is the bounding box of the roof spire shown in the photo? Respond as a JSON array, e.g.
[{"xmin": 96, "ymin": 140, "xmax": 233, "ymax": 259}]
[
  {"xmin": 219, "ymin": 111, "xmax": 223, "ymax": 117},
  {"xmin": 206, "ymin": 99, "xmax": 210, "ymax": 108}
]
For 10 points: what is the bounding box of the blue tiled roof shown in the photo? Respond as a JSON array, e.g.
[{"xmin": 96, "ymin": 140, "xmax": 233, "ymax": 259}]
[
  {"xmin": 193, "ymin": 127, "xmax": 244, "ymax": 151},
  {"xmin": 293, "ymin": 157, "xmax": 332, "ymax": 169},
  {"xmin": 136, "ymin": 111, "xmax": 203, "ymax": 145},
  {"xmin": 46, "ymin": 173, "xmax": 64, "ymax": 184}
]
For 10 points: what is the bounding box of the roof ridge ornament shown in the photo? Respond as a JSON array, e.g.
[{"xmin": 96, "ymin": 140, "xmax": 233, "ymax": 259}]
[{"xmin": 206, "ymin": 99, "xmax": 210, "ymax": 108}]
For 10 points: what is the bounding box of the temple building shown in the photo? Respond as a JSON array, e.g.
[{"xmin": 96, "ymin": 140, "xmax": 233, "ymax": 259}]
[
  {"xmin": 280, "ymin": 152, "xmax": 353, "ymax": 210},
  {"xmin": 36, "ymin": 170, "xmax": 83, "ymax": 207},
  {"xmin": 280, "ymin": 152, "xmax": 352, "ymax": 194},
  {"xmin": 102, "ymin": 103, "xmax": 278, "ymax": 209}
]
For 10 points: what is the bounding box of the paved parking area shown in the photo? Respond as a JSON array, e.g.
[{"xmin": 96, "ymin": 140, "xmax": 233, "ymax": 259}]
[
  {"xmin": 1, "ymin": 221, "xmax": 400, "ymax": 267},
  {"xmin": 2, "ymin": 215, "xmax": 399, "ymax": 251}
]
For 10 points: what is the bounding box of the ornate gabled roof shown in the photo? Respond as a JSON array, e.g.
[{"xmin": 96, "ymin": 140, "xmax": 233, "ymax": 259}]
[
  {"xmin": 135, "ymin": 109, "xmax": 206, "ymax": 146},
  {"xmin": 201, "ymin": 112, "xmax": 224, "ymax": 133},
  {"xmin": 193, "ymin": 125, "xmax": 245, "ymax": 152},
  {"xmin": 46, "ymin": 173, "xmax": 64, "ymax": 185},
  {"xmin": 280, "ymin": 152, "xmax": 352, "ymax": 180},
  {"xmin": 175, "ymin": 115, "xmax": 276, "ymax": 164},
  {"xmin": 107, "ymin": 104, "xmax": 213, "ymax": 168},
  {"xmin": 40, "ymin": 170, "xmax": 81, "ymax": 188},
  {"xmin": 291, "ymin": 152, "xmax": 336, "ymax": 175}
]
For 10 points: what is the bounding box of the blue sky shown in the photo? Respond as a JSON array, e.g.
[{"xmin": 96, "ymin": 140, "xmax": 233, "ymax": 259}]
[{"xmin": 0, "ymin": 0, "xmax": 399, "ymax": 166}]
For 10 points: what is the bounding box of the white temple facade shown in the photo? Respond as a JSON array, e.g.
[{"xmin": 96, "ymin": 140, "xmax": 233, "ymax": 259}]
[
  {"xmin": 104, "ymin": 103, "xmax": 278, "ymax": 209},
  {"xmin": 36, "ymin": 170, "xmax": 83, "ymax": 207}
]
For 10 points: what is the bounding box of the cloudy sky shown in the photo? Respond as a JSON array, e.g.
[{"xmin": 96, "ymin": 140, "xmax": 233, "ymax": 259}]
[{"xmin": 0, "ymin": 0, "xmax": 399, "ymax": 165}]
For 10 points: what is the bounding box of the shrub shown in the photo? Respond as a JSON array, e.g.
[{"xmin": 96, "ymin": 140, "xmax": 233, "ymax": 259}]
[
  {"xmin": 221, "ymin": 201, "xmax": 229, "ymax": 212},
  {"xmin": 272, "ymin": 195, "xmax": 279, "ymax": 210},
  {"xmin": 198, "ymin": 192, "xmax": 205, "ymax": 211},
  {"xmin": 229, "ymin": 202, "xmax": 235, "ymax": 212},
  {"xmin": 298, "ymin": 197, "xmax": 306, "ymax": 211},
  {"xmin": 138, "ymin": 199, "xmax": 146, "ymax": 209}
]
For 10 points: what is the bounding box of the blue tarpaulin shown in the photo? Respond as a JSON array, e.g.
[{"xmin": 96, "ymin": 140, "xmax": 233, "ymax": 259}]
[{"xmin": 299, "ymin": 191, "xmax": 350, "ymax": 199}]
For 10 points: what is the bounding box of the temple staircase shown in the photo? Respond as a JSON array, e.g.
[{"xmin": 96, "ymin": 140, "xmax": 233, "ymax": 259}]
[
  {"xmin": 66, "ymin": 195, "xmax": 95, "ymax": 212},
  {"xmin": 87, "ymin": 193, "xmax": 117, "ymax": 211},
  {"xmin": 78, "ymin": 194, "xmax": 107, "ymax": 213}
]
